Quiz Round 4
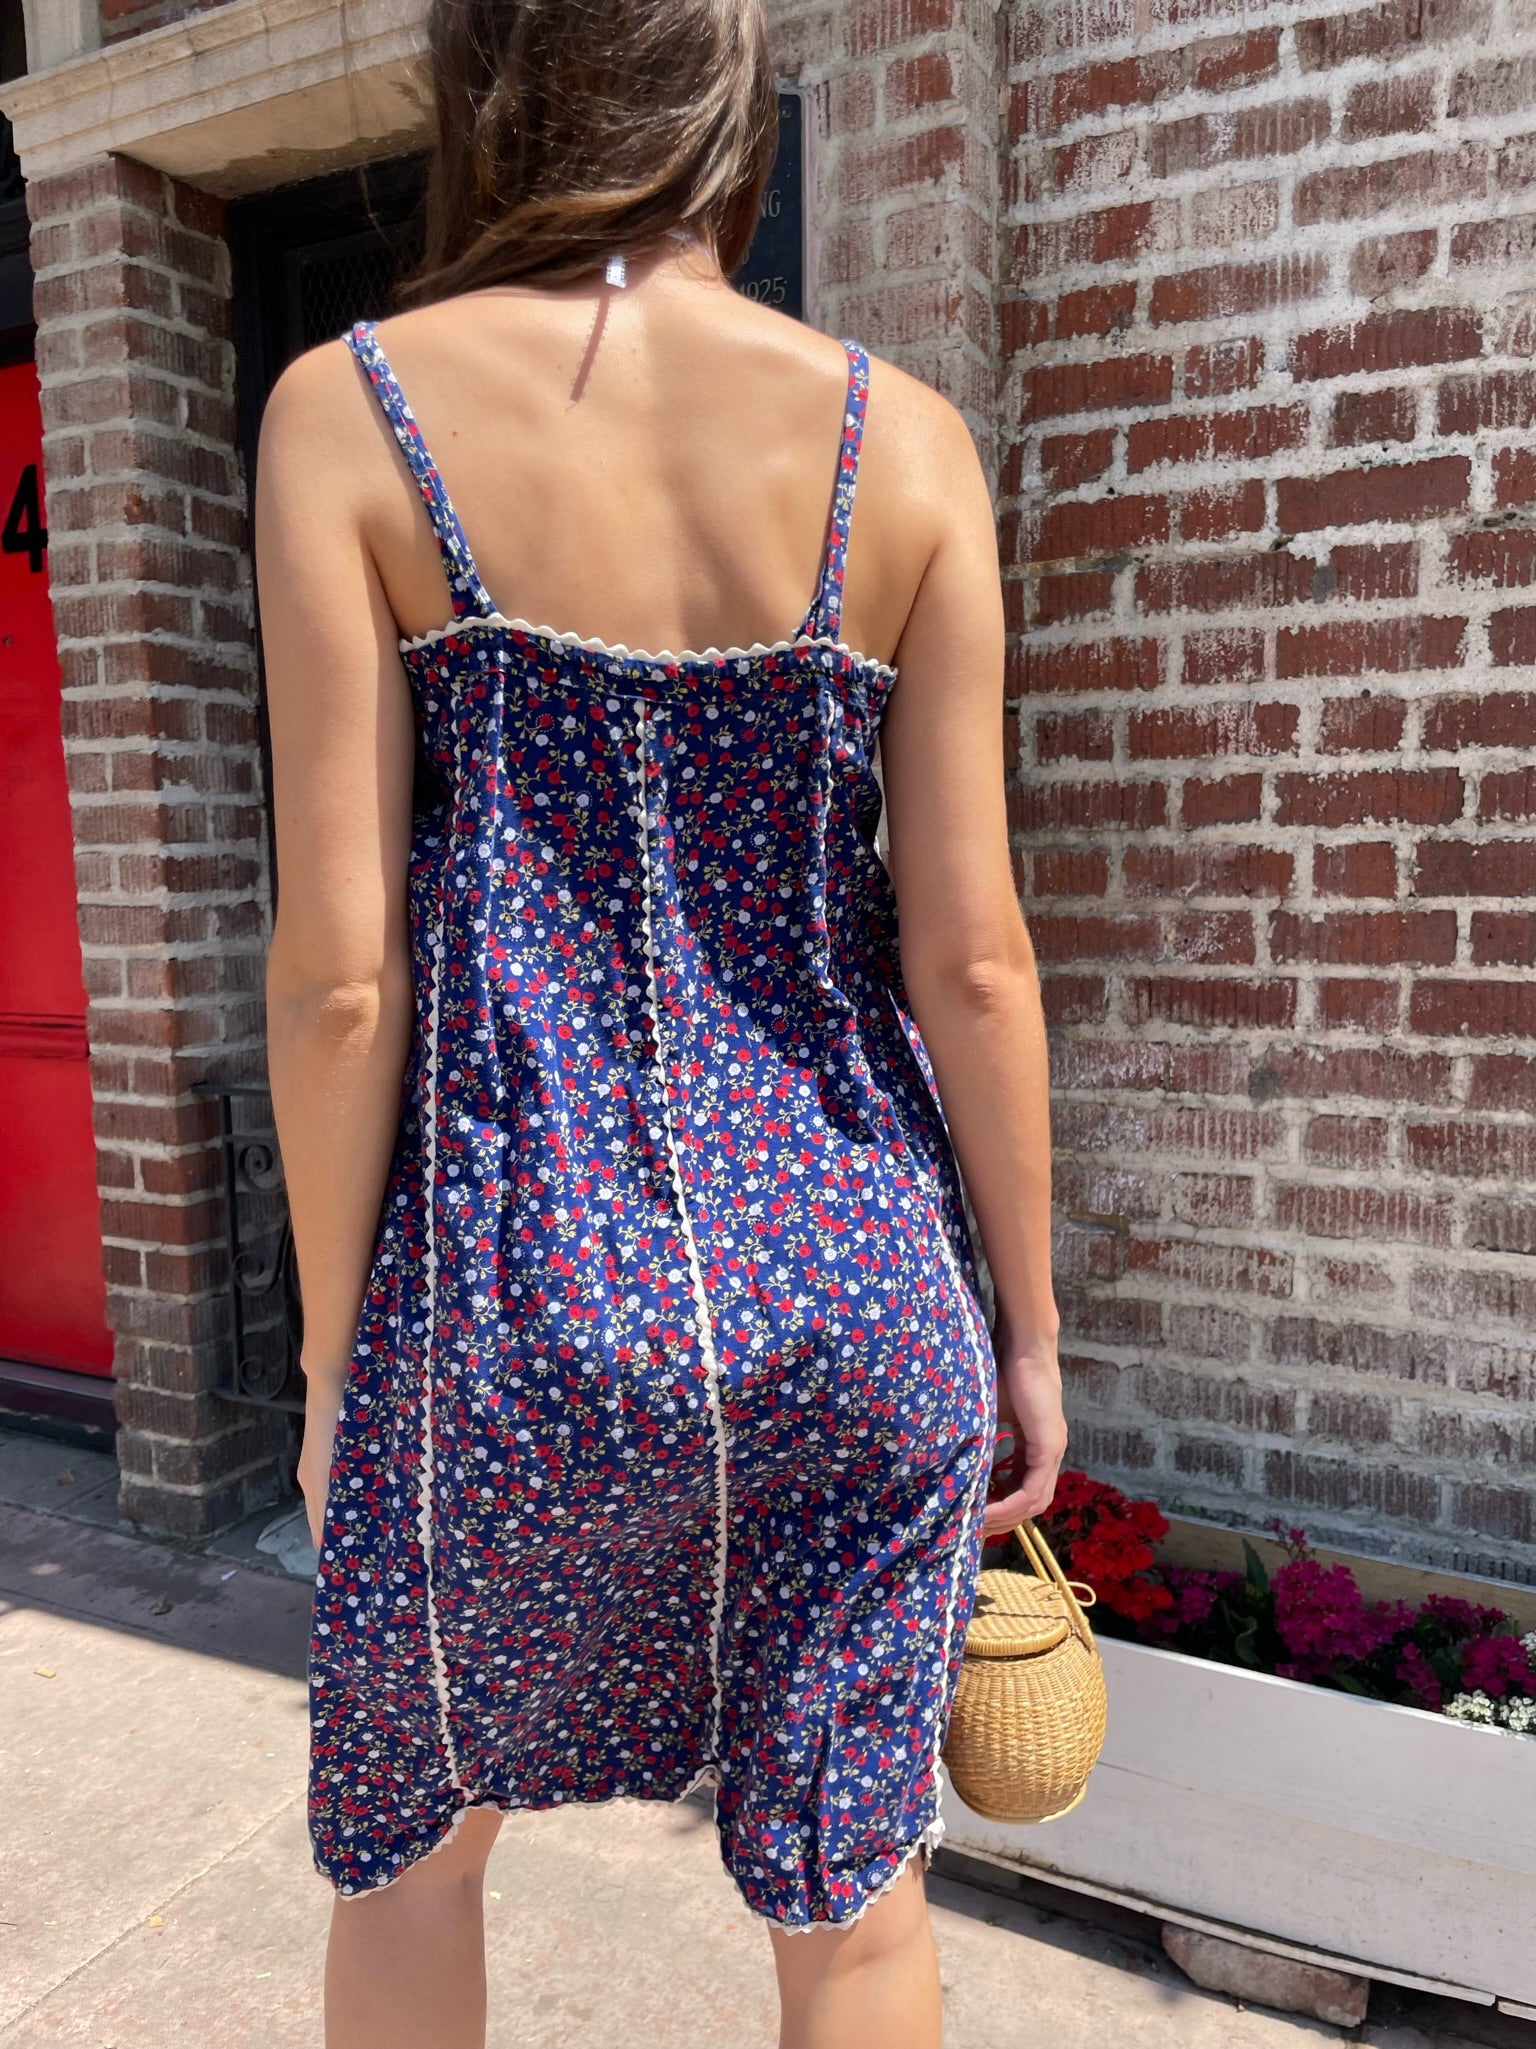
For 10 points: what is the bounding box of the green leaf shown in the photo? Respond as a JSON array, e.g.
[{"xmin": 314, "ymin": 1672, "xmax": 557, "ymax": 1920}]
[
  {"xmin": 1233, "ymin": 1617, "xmax": 1261, "ymax": 1668},
  {"xmin": 1242, "ymin": 1539, "xmax": 1270, "ymax": 1596},
  {"xmin": 1429, "ymin": 1648, "xmax": 1462, "ymax": 1689}
]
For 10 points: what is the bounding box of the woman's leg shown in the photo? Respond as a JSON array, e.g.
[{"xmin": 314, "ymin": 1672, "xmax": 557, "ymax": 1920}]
[
  {"xmin": 324, "ymin": 1807, "xmax": 504, "ymax": 2049},
  {"xmin": 768, "ymin": 1854, "xmax": 943, "ymax": 2049}
]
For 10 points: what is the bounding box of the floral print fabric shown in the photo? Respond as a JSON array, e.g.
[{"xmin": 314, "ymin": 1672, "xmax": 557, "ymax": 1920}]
[{"xmin": 307, "ymin": 318, "xmax": 996, "ymax": 1929}]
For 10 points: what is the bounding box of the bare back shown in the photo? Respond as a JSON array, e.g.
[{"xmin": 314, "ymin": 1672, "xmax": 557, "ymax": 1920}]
[{"xmin": 313, "ymin": 244, "xmax": 949, "ymax": 671}]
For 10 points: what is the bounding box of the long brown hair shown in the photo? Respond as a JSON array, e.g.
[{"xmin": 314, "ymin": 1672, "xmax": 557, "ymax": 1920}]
[{"xmin": 392, "ymin": 0, "xmax": 779, "ymax": 308}]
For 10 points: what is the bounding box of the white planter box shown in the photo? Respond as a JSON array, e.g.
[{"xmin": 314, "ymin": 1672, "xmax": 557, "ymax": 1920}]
[{"xmin": 942, "ymin": 1635, "xmax": 1536, "ymax": 2010}]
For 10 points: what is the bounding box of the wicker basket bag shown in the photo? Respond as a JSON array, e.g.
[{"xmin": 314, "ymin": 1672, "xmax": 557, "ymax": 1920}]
[{"xmin": 942, "ymin": 1518, "xmax": 1109, "ymax": 1824}]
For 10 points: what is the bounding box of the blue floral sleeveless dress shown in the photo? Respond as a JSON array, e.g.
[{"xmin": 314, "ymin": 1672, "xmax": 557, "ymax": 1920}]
[{"xmin": 307, "ymin": 317, "xmax": 996, "ymax": 1931}]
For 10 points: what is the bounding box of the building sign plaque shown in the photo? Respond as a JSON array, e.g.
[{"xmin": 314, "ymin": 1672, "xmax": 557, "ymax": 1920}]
[{"xmin": 733, "ymin": 91, "xmax": 805, "ymax": 321}]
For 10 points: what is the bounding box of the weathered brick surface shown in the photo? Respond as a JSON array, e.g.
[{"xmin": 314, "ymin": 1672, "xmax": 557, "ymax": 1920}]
[
  {"xmin": 1005, "ymin": 0, "xmax": 1536, "ymax": 1579},
  {"xmin": 772, "ymin": 0, "xmax": 1000, "ymax": 456},
  {"xmin": 27, "ymin": 155, "xmax": 284, "ymax": 1537}
]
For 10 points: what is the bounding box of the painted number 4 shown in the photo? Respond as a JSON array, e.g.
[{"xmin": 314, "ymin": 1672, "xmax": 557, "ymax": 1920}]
[{"xmin": 3, "ymin": 463, "xmax": 46, "ymax": 573}]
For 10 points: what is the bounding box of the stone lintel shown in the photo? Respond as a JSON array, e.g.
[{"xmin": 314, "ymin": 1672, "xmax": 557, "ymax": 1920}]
[{"xmin": 0, "ymin": 0, "xmax": 431, "ymax": 195}]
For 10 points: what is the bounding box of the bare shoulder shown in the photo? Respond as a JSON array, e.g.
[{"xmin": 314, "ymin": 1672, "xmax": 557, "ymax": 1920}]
[
  {"xmin": 256, "ymin": 332, "xmax": 378, "ymax": 501},
  {"xmin": 862, "ymin": 352, "xmax": 988, "ymax": 510},
  {"xmin": 729, "ymin": 306, "xmax": 981, "ymax": 484},
  {"xmin": 854, "ymin": 355, "xmax": 995, "ymax": 635},
  {"xmin": 254, "ymin": 333, "xmax": 405, "ymax": 578},
  {"xmin": 262, "ymin": 332, "xmax": 365, "ymax": 439},
  {"xmin": 727, "ymin": 309, "xmax": 988, "ymax": 517}
]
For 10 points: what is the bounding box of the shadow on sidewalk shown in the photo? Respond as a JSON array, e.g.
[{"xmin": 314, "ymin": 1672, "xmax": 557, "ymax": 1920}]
[{"xmin": 0, "ymin": 1498, "xmax": 311, "ymax": 1681}]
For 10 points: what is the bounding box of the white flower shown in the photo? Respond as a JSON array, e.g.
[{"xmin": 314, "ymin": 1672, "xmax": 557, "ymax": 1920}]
[
  {"xmin": 1445, "ymin": 1691, "xmax": 1498, "ymax": 1725},
  {"xmin": 1445, "ymin": 1688, "xmax": 1536, "ymax": 1737}
]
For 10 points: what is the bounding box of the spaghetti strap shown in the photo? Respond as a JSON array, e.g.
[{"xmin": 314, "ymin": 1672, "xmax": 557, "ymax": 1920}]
[
  {"xmin": 800, "ymin": 340, "xmax": 870, "ymax": 644},
  {"xmin": 343, "ymin": 318, "xmax": 497, "ymax": 624}
]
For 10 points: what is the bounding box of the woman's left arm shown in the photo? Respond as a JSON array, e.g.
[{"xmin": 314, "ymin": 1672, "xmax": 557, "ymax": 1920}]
[{"xmin": 253, "ymin": 343, "xmax": 419, "ymax": 1544}]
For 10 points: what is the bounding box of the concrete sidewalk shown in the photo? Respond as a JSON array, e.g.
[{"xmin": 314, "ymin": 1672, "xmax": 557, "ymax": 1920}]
[{"xmin": 2, "ymin": 1460, "xmax": 1531, "ymax": 2049}]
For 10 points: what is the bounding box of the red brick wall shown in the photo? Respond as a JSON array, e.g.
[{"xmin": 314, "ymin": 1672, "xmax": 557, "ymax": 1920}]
[
  {"xmin": 27, "ymin": 156, "xmax": 284, "ymax": 1537},
  {"xmin": 1005, "ymin": 0, "xmax": 1536, "ymax": 1578},
  {"xmin": 773, "ymin": 0, "xmax": 1001, "ymax": 460}
]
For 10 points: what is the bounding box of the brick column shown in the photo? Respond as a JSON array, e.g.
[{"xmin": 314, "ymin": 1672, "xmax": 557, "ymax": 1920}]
[
  {"xmin": 27, "ymin": 154, "xmax": 284, "ymax": 1539},
  {"xmin": 769, "ymin": 0, "xmax": 1003, "ymax": 474}
]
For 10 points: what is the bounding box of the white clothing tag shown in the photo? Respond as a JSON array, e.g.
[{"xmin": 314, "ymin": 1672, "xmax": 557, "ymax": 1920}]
[{"xmin": 605, "ymin": 252, "xmax": 628, "ymax": 289}]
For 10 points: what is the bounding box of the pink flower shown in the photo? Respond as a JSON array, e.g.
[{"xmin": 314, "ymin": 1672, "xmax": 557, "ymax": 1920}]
[
  {"xmin": 1272, "ymin": 1558, "xmax": 1405, "ymax": 1680},
  {"xmin": 1460, "ymin": 1633, "xmax": 1536, "ymax": 1701},
  {"xmin": 1421, "ymin": 1594, "xmax": 1508, "ymax": 1641},
  {"xmin": 1396, "ymin": 1643, "xmax": 1444, "ymax": 1711},
  {"xmin": 1169, "ymin": 1568, "xmax": 1221, "ymax": 1628}
]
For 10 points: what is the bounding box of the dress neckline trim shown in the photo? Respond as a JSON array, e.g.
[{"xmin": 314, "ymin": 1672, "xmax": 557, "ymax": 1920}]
[{"xmin": 397, "ymin": 608, "xmax": 899, "ymax": 680}]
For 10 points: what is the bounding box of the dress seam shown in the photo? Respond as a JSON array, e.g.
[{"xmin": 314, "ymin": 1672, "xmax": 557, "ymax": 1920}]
[{"xmin": 633, "ymin": 701, "xmax": 731, "ymax": 1766}]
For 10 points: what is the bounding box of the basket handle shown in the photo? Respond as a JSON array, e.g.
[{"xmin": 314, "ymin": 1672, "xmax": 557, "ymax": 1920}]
[{"xmin": 1013, "ymin": 1517, "xmax": 1097, "ymax": 1649}]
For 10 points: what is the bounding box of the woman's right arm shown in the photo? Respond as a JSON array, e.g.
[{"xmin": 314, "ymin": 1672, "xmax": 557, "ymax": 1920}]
[{"xmin": 877, "ymin": 393, "xmax": 1066, "ymax": 1537}]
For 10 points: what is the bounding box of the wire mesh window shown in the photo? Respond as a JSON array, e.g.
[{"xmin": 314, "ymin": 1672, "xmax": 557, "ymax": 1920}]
[
  {"xmin": 230, "ymin": 154, "xmax": 430, "ymax": 413},
  {"xmin": 285, "ymin": 229, "xmax": 405, "ymax": 355}
]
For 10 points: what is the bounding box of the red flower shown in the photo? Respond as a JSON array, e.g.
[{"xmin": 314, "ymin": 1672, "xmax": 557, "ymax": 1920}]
[{"xmin": 1034, "ymin": 1469, "xmax": 1171, "ymax": 1622}]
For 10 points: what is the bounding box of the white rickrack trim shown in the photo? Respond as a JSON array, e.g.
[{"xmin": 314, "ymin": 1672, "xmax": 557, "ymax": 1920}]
[
  {"xmin": 329, "ymin": 1773, "xmax": 944, "ymax": 1919},
  {"xmin": 632, "ymin": 701, "xmax": 731, "ymax": 1767},
  {"xmin": 396, "ymin": 607, "xmax": 898, "ymax": 680},
  {"xmin": 328, "ymin": 1794, "xmax": 492, "ymax": 1899},
  {"xmin": 417, "ymin": 879, "xmax": 467, "ymax": 1801}
]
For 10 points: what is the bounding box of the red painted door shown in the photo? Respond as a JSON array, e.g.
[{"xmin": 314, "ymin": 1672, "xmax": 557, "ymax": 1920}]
[{"xmin": 0, "ymin": 356, "xmax": 113, "ymax": 1374}]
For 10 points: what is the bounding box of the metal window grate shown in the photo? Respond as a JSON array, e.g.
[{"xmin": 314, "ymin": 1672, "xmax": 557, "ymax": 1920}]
[
  {"xmin": 191, "ymin": 1082, "xmax": 305, "ymax": 1413},
  {"xmin": 285, "ymin": 227, "xmax": 415, "ymax": 357}
]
